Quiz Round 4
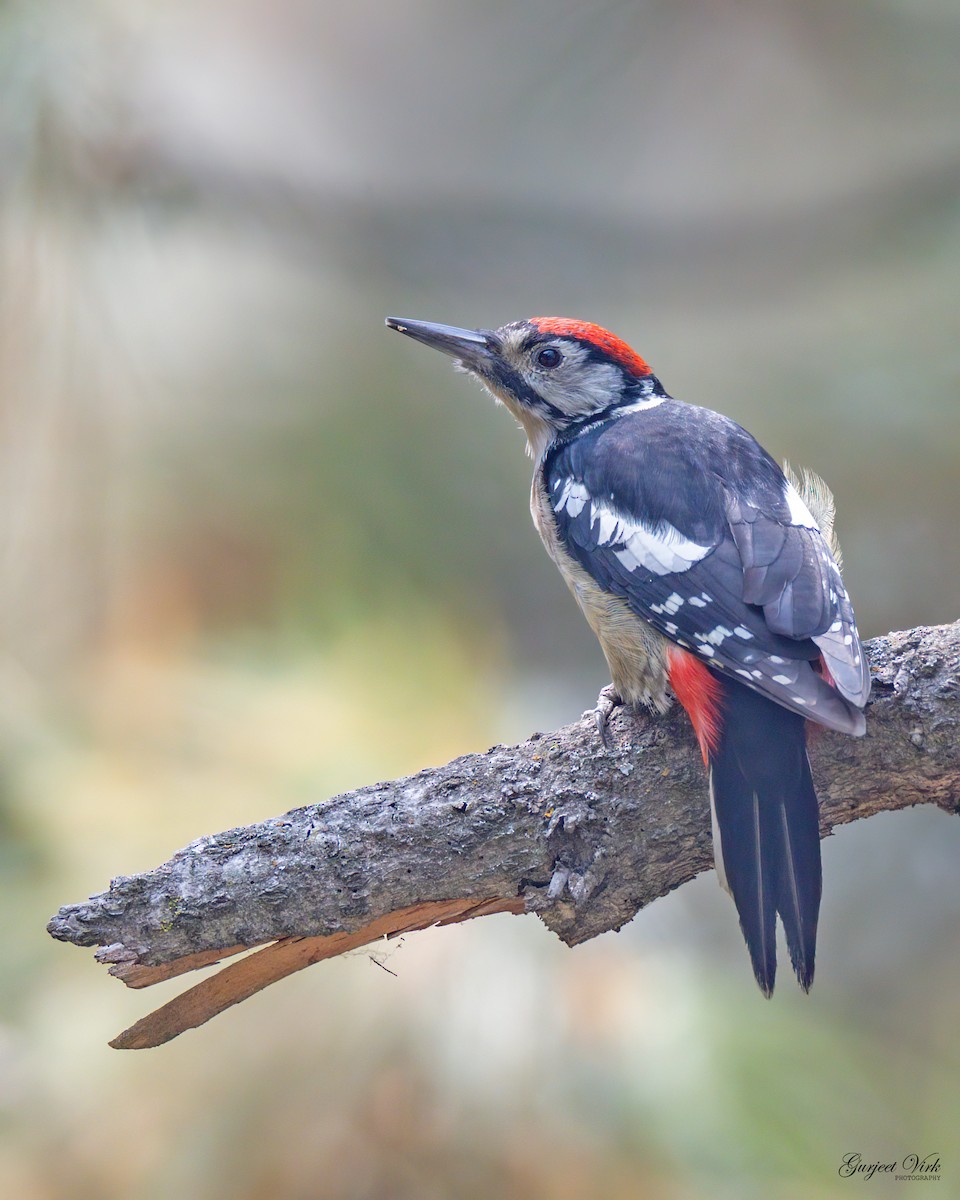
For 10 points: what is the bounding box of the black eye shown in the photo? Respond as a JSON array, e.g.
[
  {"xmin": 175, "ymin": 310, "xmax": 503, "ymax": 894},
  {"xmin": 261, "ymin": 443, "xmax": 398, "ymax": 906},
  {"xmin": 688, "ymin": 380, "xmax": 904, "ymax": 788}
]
[{"xmin": 535, "ymin": 346, "xmax": 563, "ymax": 369}]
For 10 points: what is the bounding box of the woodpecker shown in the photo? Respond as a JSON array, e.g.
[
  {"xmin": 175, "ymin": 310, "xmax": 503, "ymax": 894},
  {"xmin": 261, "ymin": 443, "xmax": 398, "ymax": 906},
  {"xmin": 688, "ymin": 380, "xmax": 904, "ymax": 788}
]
[{"xmin": 386, "ymin": 315, "xmax": 869, "ymax": 995}]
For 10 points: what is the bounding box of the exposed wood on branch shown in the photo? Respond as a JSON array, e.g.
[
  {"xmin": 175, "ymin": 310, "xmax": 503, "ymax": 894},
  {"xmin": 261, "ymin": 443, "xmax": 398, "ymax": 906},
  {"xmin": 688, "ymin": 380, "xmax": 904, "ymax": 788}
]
[{"xmin": 48, "ymin": 622, "xmax": 960, "ymax": 1048}]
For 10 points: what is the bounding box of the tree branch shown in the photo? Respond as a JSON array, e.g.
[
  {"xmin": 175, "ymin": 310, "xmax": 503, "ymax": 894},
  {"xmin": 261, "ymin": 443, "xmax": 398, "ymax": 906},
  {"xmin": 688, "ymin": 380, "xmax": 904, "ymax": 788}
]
[{"xmin": 48, "ymin": 622, "xmax": 960, "ymax": 1048}]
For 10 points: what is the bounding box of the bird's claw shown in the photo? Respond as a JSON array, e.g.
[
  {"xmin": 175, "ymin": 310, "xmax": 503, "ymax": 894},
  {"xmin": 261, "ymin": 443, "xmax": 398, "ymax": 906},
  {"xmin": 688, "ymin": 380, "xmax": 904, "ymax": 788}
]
[{"xmin": 593, "ymin": 684, "xmax": 623, "ymax": 749}]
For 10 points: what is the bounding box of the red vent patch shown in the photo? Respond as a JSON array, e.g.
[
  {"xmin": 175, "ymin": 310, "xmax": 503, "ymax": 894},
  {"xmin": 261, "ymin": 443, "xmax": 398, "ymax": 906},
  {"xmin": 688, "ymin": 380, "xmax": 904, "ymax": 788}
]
[
  {"xmin": 529, "ymin": 318, "xmax": 651, "ymax": 378},
  {"xmin": 668, "ymin": 646, "xmax": 724, "ymax": 763}
]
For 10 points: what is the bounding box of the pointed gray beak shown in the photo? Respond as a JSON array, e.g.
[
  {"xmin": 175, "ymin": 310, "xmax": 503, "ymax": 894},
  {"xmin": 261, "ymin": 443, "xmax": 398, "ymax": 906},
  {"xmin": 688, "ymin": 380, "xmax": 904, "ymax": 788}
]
[{"xmin": 385, "ymin": 317, "xmax": 498, "ymax": 373}]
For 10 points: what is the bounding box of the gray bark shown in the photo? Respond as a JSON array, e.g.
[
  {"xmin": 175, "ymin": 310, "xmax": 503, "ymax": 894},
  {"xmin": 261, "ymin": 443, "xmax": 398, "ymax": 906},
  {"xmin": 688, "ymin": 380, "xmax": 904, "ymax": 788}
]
[{"xmin": 47, "ymin": 621, "xmax": 960, "ymax": 1047}]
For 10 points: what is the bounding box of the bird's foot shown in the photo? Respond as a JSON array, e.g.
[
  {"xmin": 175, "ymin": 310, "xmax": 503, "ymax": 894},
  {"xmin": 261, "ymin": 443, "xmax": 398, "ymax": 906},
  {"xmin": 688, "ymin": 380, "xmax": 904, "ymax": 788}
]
[{"xmin": 592, "ymin": 684, "xmax": 623, "ymax": 750}]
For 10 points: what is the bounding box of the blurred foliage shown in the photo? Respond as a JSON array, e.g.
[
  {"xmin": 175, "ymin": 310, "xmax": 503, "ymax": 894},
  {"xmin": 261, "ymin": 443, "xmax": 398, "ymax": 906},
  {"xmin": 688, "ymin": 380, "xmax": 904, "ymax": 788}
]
[{"xmin": 1, "ymin": 1, "xmax": 959, "ymax": 1197}]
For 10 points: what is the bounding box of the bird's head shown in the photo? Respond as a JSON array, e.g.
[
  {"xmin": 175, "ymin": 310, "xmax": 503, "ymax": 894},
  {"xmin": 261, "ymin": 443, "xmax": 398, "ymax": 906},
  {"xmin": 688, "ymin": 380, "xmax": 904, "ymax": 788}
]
[{"xmin": 386, "ymin": 316, "xmax": 667, "ymax": 458}]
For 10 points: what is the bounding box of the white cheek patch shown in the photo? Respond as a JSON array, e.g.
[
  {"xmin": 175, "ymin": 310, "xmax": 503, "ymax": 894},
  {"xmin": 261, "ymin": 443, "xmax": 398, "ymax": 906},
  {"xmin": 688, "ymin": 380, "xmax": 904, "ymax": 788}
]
[
  {"xmin": 785, "ymin": 483, "xmax": 820, "ymax": 530},
  {"xmin": 532, "ymin": 349, "xmax": 625, "ymax": 418},
  {"xmin": 574, "ymin": 496, "xmax": 712, "ymax": 576}
]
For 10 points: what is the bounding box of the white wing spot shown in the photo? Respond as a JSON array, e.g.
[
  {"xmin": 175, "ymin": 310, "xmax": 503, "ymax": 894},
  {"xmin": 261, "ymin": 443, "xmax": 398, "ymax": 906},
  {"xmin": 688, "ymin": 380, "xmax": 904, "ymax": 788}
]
[
  {"xmin": 613, "ymin": 527, "xmax": 712, "ymax": 574},
  {"xmin": 733, "ymin": 626, "xmax": 753, "ymax": 640},
  {"xmin": 652, "ymin": 595, "xmax": 687, "ymax": 615},
  {"xmin": 793, "ymin": 696, "xmax": 808, "ymax": 705},
  {"xmin": 689, "ymin": 596, "xmax": 707, "ymax": 608},
  {"xmin": 699, "ymin": 645, "xmax": 715, "ymax": 657},
  {"xmin": 772, "ymin": 674, "xmax": 792, "ymax": 685},
  {"xmin": 556, "ymin": 480, "xmax": 588, "ymax": 518},
  {"xmin": 696, "ymin": 624, "xmax": 733, "ymax": 647},
  {"xmin": 596, "ymin": 507, "xmax": 623, "ymax": 545},
  {"xmin": 572, "ymin": 497, "xmax": 711, "ymax": 576},
  {"xmin": 843, "ymin": 634, "xmax": 853, "ymax": 645},
  {"xmin": 664, "ymin": 621, "xmax": 678, "ymax": 635},
  {"xmin": 736, "ymin": 669, "xmax": 753, "ymax": 681},
  {"xmin": 830, "ymin": 620, "xmax": 842, "ymax": 633},
  {"xmin": 769, "ymin": 655, "xmax": 785, "ymax": 664}
]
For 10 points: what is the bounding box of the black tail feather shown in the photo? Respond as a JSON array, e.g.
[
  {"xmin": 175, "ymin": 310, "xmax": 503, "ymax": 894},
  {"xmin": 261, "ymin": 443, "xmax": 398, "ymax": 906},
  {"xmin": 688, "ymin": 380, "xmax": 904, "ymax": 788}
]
[
  {"xmin": 708, "ymin": 679, "xmax": 822, "ymax": 995},
  {"xmin": 775, "ymin": 747, "xmax": 821, "ymax": 991}
]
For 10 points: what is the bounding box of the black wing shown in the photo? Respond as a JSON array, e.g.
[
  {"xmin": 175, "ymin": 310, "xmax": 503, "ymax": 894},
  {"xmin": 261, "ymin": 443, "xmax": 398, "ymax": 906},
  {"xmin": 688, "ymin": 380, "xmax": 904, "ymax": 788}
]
[{"xmin": 546, "ymin": 403, "xmax": 868, "ymax": 733}]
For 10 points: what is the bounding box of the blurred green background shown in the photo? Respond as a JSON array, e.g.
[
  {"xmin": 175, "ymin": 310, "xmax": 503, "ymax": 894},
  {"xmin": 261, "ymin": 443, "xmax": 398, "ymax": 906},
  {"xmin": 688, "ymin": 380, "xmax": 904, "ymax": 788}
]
[{"xmin": 2, "ymin": 2, "xmax": 959, "ymax": 1197}]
